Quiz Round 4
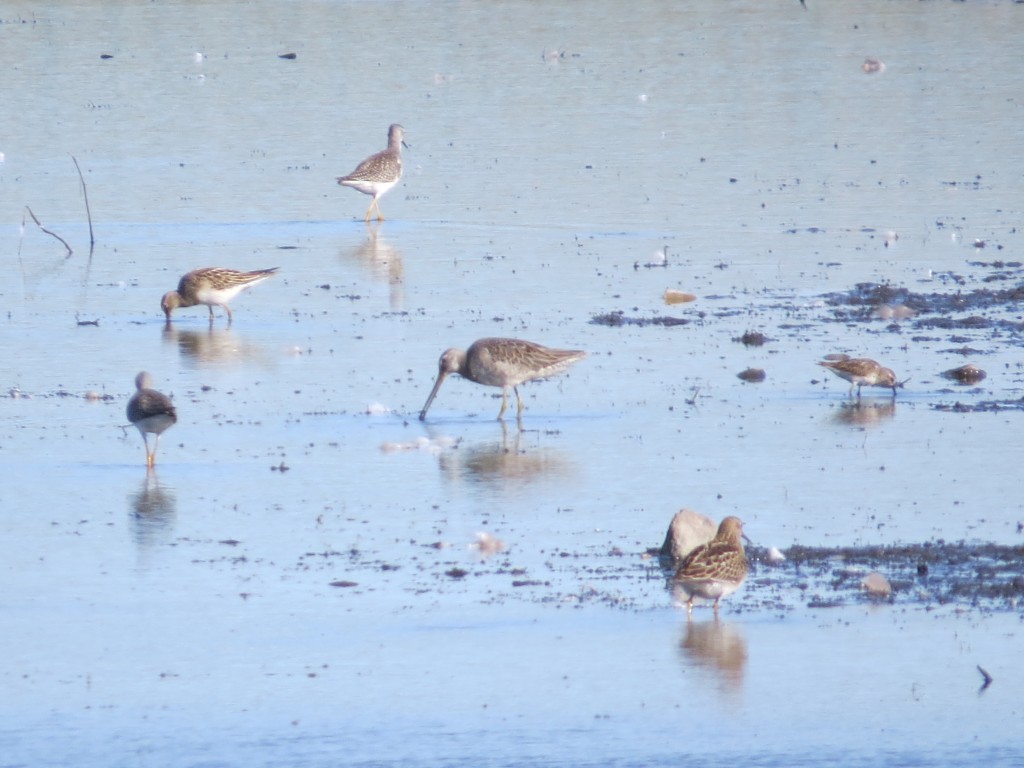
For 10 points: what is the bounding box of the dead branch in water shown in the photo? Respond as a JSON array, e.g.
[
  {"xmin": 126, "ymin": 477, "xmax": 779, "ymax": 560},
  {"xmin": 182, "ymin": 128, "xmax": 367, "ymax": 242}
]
[
  {"xmin": 25, "ymin": 206, "xmax": 72, "ymax": 257},
  {"xmin": 71, "ymin": 155, "xmax": 95, "ymax": 256},
  {"xmin": 977, "ymin": 665, "xmax": 993, "ymax": 692}
]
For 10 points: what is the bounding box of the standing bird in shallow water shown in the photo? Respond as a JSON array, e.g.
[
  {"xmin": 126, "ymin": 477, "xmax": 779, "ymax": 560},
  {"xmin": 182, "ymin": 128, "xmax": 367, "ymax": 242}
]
[
  {"xmin": 336, "ymin": 123, "xmax": 406, "ymax": 222},
  {"xmin": 817, "ymin": 357, "xmax": 901, "ymax": 398},
  {"xmin": 419, "ymin": 337, "xmax": 586, "ymax": 423},
  {"xmin": 161, "ymin": 266, "xmax": 279, "ymax": 325},
  {"xmin": 127, "ymin": 371, "xmax": 177, "ymax": 467},
  {"xmin": 674, "ymin": 516, "xmax": 749, "ymax": 616}
]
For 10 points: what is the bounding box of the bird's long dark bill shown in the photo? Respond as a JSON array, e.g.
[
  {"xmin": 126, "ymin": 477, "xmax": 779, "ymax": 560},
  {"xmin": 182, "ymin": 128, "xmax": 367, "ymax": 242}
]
[{"xmin": 418, "ymin": 373, "xmax": 447, "ymax": 420}]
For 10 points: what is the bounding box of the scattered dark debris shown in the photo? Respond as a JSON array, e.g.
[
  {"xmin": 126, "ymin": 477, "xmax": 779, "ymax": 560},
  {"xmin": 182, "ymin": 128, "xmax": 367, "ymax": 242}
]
[
  {"xmin": 219, "ymin": 539, "xmax": 241, "ymax": 547},
  {"xmin": 329, "ymin": 580, "xmax": 358, "ymax": 588},
  {"xmin": 590, "ymin": 311, "xmax": 689, "ymax": 327},
  {"xmin": 445, "ymin": 568, "xmax": 468, "ymax": 579},
  {"xmin": 737, "ymin": 368, "xmax": 766, "ymax": 383},
  {"xmin": 941, "ymin": 364, "xmax": 987, "ymax": 384},
  {"xmin": 932, "ymin": 398, "xmax": 1024, "ymax": 413},
  {"xmin": 271, "ymin": 461, "xmax": 290, "ymax": 472},
  {"xmin": 278, "ymin": 52, "xmax": 297, "ymax": 60},
  {"xmin": 939, "ymin": 346, "xmax": 988, "ymax": 356}
]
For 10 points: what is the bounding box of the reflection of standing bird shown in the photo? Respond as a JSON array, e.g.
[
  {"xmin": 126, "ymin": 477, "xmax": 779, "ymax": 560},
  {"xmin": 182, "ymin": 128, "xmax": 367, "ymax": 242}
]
[
  {"xmin": 336, "ymin": 123, "xmax": 406, "ymax": 222},
  {"xmin": 127, "ymin": 372, "xmax": 177, "ymax": 467},
  {"xmin": 817, "ymin": 357, "xmax": 899, "ymax": 398},
  {"xmin": 419, "ymin": 337, "xmax": 586, "ymax": 422},
  {"xmin": 161, "ymin": 267, "xmax": 279, "ymax": 325},
  {"xmin": 674, "ymin": 516, "xmax": 749, "ymax": 615}
]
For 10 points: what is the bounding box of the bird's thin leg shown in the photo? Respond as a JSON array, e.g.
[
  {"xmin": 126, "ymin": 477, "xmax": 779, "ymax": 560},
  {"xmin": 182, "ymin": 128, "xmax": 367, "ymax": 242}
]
[
  {"xmin": 515, "ymin": 386, "xmax": 525, "ymax": 416},
  {"xmin": 142, "ymin": 434, "xmax": 151, "ymax": 464},
  {"xmin": 375, "ymin": 198, "xmax": 385, "ymax": 222},
  {"xmin": 223, "ymin": 303, "xmax": 233, "ymax": 326},
  {"xmin": 496, "ymin": 389, "xmax": 508, "ymax": 420}
]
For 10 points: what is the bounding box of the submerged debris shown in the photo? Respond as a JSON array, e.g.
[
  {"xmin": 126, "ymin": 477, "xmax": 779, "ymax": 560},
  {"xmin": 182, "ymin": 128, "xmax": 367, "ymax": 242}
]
[
  {"xmin": 737, "ymin": 368, "xmax": 766, "ymax": 383},
  {"xmin": 941, "ymin": 364, "xmax": 987, "ymax": 384},
  {"xmin": 736, "ymin": 330, "xmax": 768, "ymax": 346}
]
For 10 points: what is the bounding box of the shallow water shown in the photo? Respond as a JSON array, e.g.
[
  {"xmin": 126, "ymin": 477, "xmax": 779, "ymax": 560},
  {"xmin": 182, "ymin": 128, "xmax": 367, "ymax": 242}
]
[{"xmin": 2, "ymin": 0, "xmax": 1023, "ymax": 765}]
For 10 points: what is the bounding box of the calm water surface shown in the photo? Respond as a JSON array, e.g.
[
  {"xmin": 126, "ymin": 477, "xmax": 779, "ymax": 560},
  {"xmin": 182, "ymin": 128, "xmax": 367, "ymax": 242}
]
[{"xmin": 2, "ymin": 0, "xmax": 1023, "ymax": 765}]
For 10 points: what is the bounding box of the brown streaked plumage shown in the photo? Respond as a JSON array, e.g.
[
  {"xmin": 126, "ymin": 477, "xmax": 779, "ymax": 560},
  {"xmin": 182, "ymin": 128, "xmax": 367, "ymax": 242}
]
[
  {"xmin": 418, "ymin": 337, "xmax": 586, "ymax": 423},
  {"xmin": 336, "ymin": 123, "xmax": 406, "ymax": 222},
  {"xmin": 126, "ymin": 371, "xmax": 177, "ymax": 467},
  {"xmin": 818, "ymin": 357, "xmax": 899, "ymax": 398},
  {"xmin": 674, "ymin": 516, "xmax": 749, "ymax": 615},
  {"xmin": 161, "ymin": 267, "xmax": 279, "ymax": 324}
]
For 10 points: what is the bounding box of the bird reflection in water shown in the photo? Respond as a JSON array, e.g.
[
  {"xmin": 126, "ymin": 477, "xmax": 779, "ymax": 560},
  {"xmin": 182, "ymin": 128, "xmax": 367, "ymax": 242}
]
[
  {"xmin": 830, "ymin": 399, "xmax": 896, "ymax": 427},
  {"xmin": 339, "ymin": 224, "xmax": 405, "ymax": 310},
  {"xmin": 678, "ymin": 619, "xmax": 748, "ymax": 696},
  {"xmin": 434, "ymin": 421, "xmax": 576, "ymax": 488},
  {"xmin": 128, "ymin": 468, "xmax": 177, "ymax": 553},
  {"xmin": 162, "ymin": 324, "xmax": 274, "ymax": 369}
]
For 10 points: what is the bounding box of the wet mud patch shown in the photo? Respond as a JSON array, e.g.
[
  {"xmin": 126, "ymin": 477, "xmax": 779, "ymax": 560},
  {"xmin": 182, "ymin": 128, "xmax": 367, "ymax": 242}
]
[
  {"xmin": 221, "ymin": 534, "xmax": 1024, "ymax": 616},
  {"xmin": 931, "ymin": 397, "xmax": 1024, "ymax": 413},
  {"xmin": 821, "ymin": 279, "xmax": 1024, "ymax": 346},
  {"xmin": 769, "ymin": 542, "xmax": 1024, "ymax": 609},
  {"xmin": 590, "ymin": 311, "xmax": 690, "ymax": 328}
]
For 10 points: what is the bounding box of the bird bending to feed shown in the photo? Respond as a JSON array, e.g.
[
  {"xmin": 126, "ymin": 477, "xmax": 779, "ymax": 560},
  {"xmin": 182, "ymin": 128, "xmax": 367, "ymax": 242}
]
[
  {"xmin": 817, "ymin": 357, "xmax": 901, "ymax": 398},
  {"xmin": 161, "ymin": 267, "xmax": 279, "ymax": 325},
  {"xmin": 337, "ymin": 123, "xmax": 406, "ymax": 222},
  {"xmin": 127, "ymin": 371, "xmax": 177, "ymax": 467},
  {"xmin": 674, "ymin": 516, "xmax": 749, "ymax": 616},
  {"xmin": 418, "ymin": 337, "xmax": 586, "ymax": 422}
]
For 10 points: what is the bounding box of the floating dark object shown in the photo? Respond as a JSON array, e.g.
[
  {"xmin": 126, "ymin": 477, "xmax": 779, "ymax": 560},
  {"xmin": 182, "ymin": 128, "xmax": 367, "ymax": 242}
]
[
  {"xmin": 100, "ymin": 53, "xmax": 113, "ymax": 60},
  {"xmin": 737, "ymin": 331, "xmax": 767, "ymax": 347},
  {"xmin": 941, "ymin": 364, "xmax": 986, "ymax": 385},
  {"xmin": 279, "ymin": 52, "xmax": 297, "ymax": 60},
  {"xmin": 862, "ymin": 57, "xmax": 885, "ymax": 74},
  {"xmin": 737, "ymin": 368, "xmax": 766, "ymax": 383},
  {"xmin": 329, "ymin": 580, "xmax": 358, "ymax": 588}
]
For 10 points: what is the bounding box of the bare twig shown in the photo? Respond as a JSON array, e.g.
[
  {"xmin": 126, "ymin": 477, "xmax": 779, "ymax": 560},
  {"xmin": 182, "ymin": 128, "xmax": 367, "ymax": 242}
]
[
  {"xmin": 71, "ymin": 155, "xmax": 95, "ymax": 255},
  {"xmin": 977, "ymin": 665, "xmax": 993, "ymax": 692},
  {"xmin": 25, "ymin": 206, "xmax": 72, "ymax": 257},
  {"xmin": 685, "ymin": 386, "xmax": 702, "ymax": 406}
]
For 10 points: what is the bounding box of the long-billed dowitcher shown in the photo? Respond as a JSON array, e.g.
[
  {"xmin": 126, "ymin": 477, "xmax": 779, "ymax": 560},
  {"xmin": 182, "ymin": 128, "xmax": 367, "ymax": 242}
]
[
  {"xmin": 337, "ymin": 123, "xmax": 406, "ymax": 222},
  {"xmin": 418, "ymin": 337, "xmax": 586, "ymax": 422},
  {"xmin": 161, "ymin": 267, "xmax": 279, "ymax": 325},
  {"xmin": 127, "ymin": 371, "xmax": 177, "ymax": 467},
  {"xmin": 674, "ymin": 516, "xmax": 749, "ymax": 616},
  {"xmin": 817, "ymin": 357, "xmax": 901, "ymax": 398}
]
